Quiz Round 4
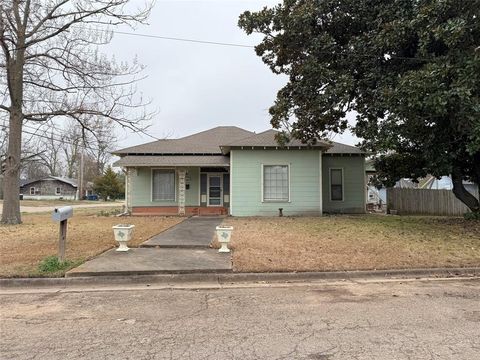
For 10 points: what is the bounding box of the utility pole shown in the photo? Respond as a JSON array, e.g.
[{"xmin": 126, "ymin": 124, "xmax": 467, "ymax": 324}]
[{"xmin": 78, "ymin": 148, "xmax": 84, "ymax": 200}]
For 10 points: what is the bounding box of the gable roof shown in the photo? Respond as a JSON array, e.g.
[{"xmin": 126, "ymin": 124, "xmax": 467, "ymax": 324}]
[
  {"xmin": 220, "ymin": 129, "xmax": 364, "ymax": 155},
  {"xmin": 20, "ymin": 176, "xmax": 78, "ymax": 188},
  {"xmin": 113, "ymin": 126, "xmax": 364, "ymax": 158},
  {"xmin": 325, "ymin": 141, "xmax": 364, "ymax": 155},
  {"xmin": 221, "ymin": 129, "xmax": 331, "ymax": 148},
  {"xmin": 113, "ymin": 126, "xmax": 254, "ymax": 155}
]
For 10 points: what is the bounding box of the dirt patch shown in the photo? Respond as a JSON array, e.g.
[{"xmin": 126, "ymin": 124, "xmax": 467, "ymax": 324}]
[
  {"xmin": 223, "ymin": 215, "xmax": 480, "ymax": 272},
  {"xmin": 0, "ymin": 209, "xmax": 183, "ymax": 277}
]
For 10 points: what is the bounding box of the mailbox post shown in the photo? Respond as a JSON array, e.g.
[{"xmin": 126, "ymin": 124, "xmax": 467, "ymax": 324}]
[{"xmin": 52, "ymin": 206, "xmax": 73, "ymax": 262}]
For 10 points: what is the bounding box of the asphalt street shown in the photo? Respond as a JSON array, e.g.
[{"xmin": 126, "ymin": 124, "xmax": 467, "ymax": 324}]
[{"xmin": 1, "ymin": 278, "xmax": 479, "ymax": 359}]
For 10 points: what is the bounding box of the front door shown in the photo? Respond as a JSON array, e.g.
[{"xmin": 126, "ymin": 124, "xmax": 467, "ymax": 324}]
[{"xmin": 208, "ymin": 175, "xmax": 223, "ymax": 206}]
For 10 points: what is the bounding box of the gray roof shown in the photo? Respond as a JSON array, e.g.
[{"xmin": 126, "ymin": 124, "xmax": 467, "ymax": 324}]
[
  {"xmin": 221, "ymin": 129, "xmax": 331, "ymax": 149},
  {"xmin": 221, "ymin": 129, "xmax": 363, "ymax": 154},
  {"xmin": 113, "ymin": 126, "xmax": 363, "ymax": 160},
  {"xmin": 113, "ymin": 126, "xmax": 254, "ymax": 155},
  {"xmin": 113, "ymin": 155, "xmax": 229, "ymax": 167},
  {"xmin": 325, "ymin": 142, "xmax": 364, "ymax": 155},
  {"xmin": 20, "ymin": 176, "xmax": 78, "ymax": 188}
]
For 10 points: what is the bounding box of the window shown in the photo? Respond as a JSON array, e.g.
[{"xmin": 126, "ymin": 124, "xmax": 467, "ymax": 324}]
[
  {"xmin": 152, "ymin": 169, "xmax": 175, "ymax": 201},
  {"xmin": 30, "ymin": 187, "xmax": 35, "ymax": 195},
  {"xmin": 263, "ymin": 165, "xmax": 289, "ymax": 202},
  {"xmin": 330, "ymin": 169, "xmax": 343, "ymax": 201},
  {"xmin": 55, "ymin": 187, "xmax": 61, "ymax": 195}
]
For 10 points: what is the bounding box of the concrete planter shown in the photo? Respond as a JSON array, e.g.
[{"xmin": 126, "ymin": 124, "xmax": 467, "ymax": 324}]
[
  {"xmin": 216, "ymin": 226, "xmax": 233, "ymax": 253},
  {"xmin": 112, "ymin": 224, "xmax": 135, "ymax": 252}
]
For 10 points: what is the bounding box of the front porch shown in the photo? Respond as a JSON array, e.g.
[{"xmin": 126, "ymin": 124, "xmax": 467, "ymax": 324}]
[
  {"xmin": 125, "ymin": 166, "xmax": 230, "ymax": 216},
  {"xmin": 132, "ymin": 206, "xmax": 229, "ymax": 216}
]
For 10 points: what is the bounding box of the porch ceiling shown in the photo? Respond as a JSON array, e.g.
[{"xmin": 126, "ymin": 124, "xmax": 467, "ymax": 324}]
[{"xmin": 113, "ymin": 155, "xmax": 229, "ymax": 167}]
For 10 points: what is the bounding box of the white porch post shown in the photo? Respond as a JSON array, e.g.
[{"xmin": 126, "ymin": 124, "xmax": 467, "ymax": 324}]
[
  {"xmin": 125, "ymin": 167, "xmax": 133, "ymax": 213},
  {"xmin": 178, "ymin": 169, "xmax": 186, "ymax": 215}
]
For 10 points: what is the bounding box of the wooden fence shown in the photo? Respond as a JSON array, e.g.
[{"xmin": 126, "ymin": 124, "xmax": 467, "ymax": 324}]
[{"xmin": 387, "ymin": 187, "xmax": 479, "ymax": 216}]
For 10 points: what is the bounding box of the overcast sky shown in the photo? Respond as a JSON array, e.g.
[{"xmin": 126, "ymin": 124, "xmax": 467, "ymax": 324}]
[{"xmin": 110, "ymin": 0, "xmax": 359, "ymax": 149}]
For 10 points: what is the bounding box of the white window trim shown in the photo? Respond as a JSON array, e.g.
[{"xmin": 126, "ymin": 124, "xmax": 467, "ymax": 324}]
[
  {"xmin": 261, "ymin": 163, "xmax": 291, "ymax": 203},
  {"xmin": 151, "ymin": 168, "xmax": 177, "ymax": 202},
  {"xmin": 329, "ymin": 167, "xmax": 345, "ymax": 202},
  {"xmin": 55, "ymin": 187, "xmax": 61, "ymax": 195}
]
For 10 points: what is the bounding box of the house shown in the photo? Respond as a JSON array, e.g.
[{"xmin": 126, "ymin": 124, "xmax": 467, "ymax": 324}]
[
  {"xmin": 420, "ymin": 175, "xmax": 478, "ymax": 195},
  {"xmin": 112, "ymin": 126, "xmax": 366, "ymax": 216},
  {"xmin": 20, "ymin": 176, "xmax": 78, "ymax": 200}
]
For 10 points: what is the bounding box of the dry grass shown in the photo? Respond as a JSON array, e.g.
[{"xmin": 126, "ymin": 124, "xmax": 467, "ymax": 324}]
[
  {"xmin": 224, "ymin": 215, "xmax": 480, "ymax": 272},
  {"xmin": 0, "ymin": 209, "xmax": 183, "ymax": 277}
]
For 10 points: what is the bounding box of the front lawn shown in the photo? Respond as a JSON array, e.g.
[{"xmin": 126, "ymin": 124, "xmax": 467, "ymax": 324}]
[
  {"xmin": 0, "ymin": 209, "xmax": 183, "ymax": 277},
  {"xmin": 223, "ymin": 215, "xmax": 480, "ymax": 272}
]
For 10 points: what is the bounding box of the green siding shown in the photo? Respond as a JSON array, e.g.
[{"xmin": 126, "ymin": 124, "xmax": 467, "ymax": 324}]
[
  {"xmin": 231, "ymin": 150, "xmax": 321, "ymax": 216},
  {"xmin": 130, "ymin": 167, "xmax": 200, "ymax": 207},
  {"xmin": 322, "ymin": 156, "xmax": 366, "ymax": 213}
]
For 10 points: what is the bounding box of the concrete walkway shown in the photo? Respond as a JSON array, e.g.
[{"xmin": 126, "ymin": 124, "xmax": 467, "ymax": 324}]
[
  {"xmin": 66, "ymin": 248, "xmax": 231, "ymax": 277},
  {"xmin": 142, "ymin": 217, "xmax": 223, "ymax": 248},
  {"xmin": 66, "ymin": 216, "xmax": 231, "ymax": 277}
]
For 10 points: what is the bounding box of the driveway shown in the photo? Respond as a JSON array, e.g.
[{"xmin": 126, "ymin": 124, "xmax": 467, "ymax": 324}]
[
  {"xmin": 0, "ymin": 202, "xmax": 122, "ymax": 214},
  {"xmin": 1, "ymin": 278, "xmax": 479, "ymax": 359}
]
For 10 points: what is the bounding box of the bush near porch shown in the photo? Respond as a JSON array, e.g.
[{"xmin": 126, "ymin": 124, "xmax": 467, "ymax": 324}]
[
  {"xmin": 0, "ymin": 209, "xmax": 183, "ymax": 277},
  {"xmin": 223, "ymin": 215, "xmax": 480, "ymax": 272}
]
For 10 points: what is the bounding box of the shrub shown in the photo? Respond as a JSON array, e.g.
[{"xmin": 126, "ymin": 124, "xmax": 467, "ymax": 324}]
[{"xmin": 463, "ymin": 211, "xmax": 480, "ymax": 221}]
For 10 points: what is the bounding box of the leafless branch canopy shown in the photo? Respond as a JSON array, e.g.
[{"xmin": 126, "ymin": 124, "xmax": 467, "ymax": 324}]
[{"xmin": 0, "ymin": 0, "xmax": 155, "ymax": 133}]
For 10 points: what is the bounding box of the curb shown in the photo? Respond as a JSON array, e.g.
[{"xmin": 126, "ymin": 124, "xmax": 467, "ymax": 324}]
[{"xmin": 0, "ymin": 267, "xmax": 479, "ymax": 289}]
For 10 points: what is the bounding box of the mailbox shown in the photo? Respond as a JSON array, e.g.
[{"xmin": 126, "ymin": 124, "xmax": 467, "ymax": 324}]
[{"xmin": 52, "ymin": 206, "xmax": 73, "ymax": 222}]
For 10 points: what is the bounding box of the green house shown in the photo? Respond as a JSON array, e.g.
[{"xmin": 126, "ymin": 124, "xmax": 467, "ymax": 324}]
[{"xmin": 113, "ymin": 126, "xmax": 366, "ymax": 216}]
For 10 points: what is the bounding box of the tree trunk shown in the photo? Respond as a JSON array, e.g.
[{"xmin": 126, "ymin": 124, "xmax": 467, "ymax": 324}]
[
  {"xmin": 452, "ymin": 166, "xmax": 480, "ymax": 213},
  {"xmin": 1, "ymin": 16, "xmax": 25, "ymax": 225},
  {"xmin": 1, "ymin": 110, "xmax": 23, "ymax": 224}
]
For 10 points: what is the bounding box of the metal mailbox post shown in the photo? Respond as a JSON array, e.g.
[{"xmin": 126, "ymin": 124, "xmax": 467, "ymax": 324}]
[{"xmin": 52, "ymin": 206, "xmax": 73, "ymax": 262}]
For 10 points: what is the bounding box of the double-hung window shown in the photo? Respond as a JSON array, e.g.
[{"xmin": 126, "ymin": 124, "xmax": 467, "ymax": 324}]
[
  {"xmin": 30, "ymin": 187, "xmax": 35, "ymax": 195},
  {"xmin": 152, "ymin": 169, "xmax": 175, "ymax": 201},
  {"xmin": 263, "ymin": 165, "xmax": 289, "ymax": 202},
  {"xmin": 330, "ymin": 168, "xmax": 344, "ymax": 201},
  {"xmin": 55, "ymin": 187, "xmax": 61, "ymax": 195}
]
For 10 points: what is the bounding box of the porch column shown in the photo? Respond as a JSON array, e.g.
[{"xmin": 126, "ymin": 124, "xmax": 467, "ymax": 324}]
[
  {"xmin": 178, "ymin": 169, "xmax": 186, "ymax": 215},
  {"xmin": 125, "ymin": 167, "xmax": 133, "ymax": 213}
]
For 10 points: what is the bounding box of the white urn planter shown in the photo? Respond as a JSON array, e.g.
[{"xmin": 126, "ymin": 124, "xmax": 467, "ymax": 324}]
[
  {"xmin": 112, "ymin": 224, "xmax": 135, "ymax": 252},
  {"xmin": 216, "ymin": 226, "xmax": 233, "ymax": 253}
]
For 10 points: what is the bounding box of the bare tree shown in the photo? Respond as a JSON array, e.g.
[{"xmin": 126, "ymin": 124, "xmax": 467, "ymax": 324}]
[
  {"xmin": 30, "ymin": 129, "xmax": 64, "ymax": 176},
  {"xmin": 0, "ymin": 0, "xmax": 153, "ymax": 224},
  {"xmin": 61, "ymin": 120, "xmax": 82, "ymax": 179}
]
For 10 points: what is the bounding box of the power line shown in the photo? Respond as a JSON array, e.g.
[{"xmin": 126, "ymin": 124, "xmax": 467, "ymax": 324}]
[
  {"xmin": 110, "ymin": 29, "xmax": 255, "ymax": 49},
  {"xmin": 93, "ymin": 27, "xmax": 435, "ymax": 62},
  {"xmin": 1, "ymin": 120, "xmax": 105, "ymax": 152}
]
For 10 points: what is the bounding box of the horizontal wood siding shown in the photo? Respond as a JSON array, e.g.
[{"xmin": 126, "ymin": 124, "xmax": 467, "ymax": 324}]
[
  {"xmin": 387, "ymin": 187, "xmax": 479, "ymax": 216},
  {"xmin": 322, "ymin": 156, "xmax": 366, "ymax": 213},
  {"xmin": 231, "ymin": 150, "xmax": 321, "ymax": 216}
]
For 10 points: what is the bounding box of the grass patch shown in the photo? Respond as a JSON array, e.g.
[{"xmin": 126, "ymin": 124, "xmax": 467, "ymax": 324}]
[
  {"xmin": 224, "ymin": 214, "xmax": 480, "ymax": 272},
  {"xmin": 38, "ymin": 256, "xmax": 82, "ymax": 274},
  {"xmin": 0, "ymin": 208, "xmax": 183, "ymax": 277}
]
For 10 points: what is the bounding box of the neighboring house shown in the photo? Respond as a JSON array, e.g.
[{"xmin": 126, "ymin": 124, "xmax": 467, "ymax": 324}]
[
  {"xmin": 420, "ymin": 175, "xmax": 478, "ymax": 195},
  {"xmin": 20, "ymin": 176, "xmax": 78, "ymax": 200},
  {"xmin": 113, "ymin": 126, "xmax": 366, "ymax": 216}
]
